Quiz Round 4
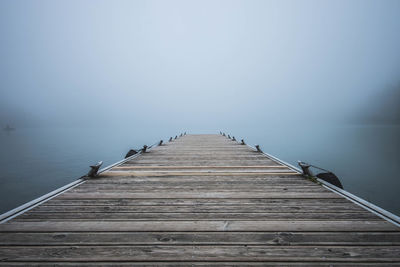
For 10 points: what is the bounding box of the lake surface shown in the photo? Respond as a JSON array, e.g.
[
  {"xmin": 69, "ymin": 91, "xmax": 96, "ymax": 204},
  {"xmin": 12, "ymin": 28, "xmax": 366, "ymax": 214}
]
[{"xmin": 0, "ymin": 125, "xmax": 399, "ymax": 216}]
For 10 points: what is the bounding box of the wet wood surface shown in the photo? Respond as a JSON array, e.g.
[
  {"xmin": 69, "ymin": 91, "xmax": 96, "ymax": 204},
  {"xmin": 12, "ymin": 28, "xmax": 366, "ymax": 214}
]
[{"xmin": 0, "ymin": 134, "xmax": 399, "ymax": 265}]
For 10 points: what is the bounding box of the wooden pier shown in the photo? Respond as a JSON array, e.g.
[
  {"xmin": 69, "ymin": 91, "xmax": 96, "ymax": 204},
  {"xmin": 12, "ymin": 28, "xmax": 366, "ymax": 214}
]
[{"xmin": 0, "ymin": 134, "xmax": 399, "ymax": 265}]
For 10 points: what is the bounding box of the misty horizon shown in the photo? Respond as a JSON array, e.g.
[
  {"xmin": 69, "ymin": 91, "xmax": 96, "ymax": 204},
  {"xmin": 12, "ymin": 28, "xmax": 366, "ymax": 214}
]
[
  {"xmin": 1, "ymin": 0, "xmax": 400, "ymax": 218},
  {"xmin": 1, "ymin": 0, "xmax": 400, "ymax": 131}
]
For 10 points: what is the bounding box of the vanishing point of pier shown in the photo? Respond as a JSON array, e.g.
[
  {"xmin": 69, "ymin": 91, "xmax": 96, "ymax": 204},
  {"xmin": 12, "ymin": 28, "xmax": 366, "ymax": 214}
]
[{"xmin": 0, "ymin": 134, "xmax": 399, "ymax": 265}]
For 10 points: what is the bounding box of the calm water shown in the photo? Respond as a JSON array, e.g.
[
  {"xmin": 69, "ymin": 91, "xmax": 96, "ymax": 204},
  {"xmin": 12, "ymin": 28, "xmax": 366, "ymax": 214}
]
[{"xmin": 0, "ymin": 125, "xmax": 399, "ymax": 216}]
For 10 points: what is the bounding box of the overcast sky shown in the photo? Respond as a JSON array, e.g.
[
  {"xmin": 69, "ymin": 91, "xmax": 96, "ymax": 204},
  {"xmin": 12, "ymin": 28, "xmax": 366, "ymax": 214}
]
[{"xmin": 1, "ymin": 0, "xmax": 400, "ymax": 131}]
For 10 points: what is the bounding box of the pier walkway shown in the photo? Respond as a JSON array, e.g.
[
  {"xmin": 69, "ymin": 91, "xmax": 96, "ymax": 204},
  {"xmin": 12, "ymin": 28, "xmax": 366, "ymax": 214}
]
[{"xmin": 0, "ymin": 134, "xmax": 399, "ymax": 265}]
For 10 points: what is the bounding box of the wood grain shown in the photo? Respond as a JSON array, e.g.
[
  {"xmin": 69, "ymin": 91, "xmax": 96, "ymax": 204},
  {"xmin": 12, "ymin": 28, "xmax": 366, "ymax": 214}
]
[{"xmin": 0, "ymin": 134, "xmax": 399, "ymax": 264}]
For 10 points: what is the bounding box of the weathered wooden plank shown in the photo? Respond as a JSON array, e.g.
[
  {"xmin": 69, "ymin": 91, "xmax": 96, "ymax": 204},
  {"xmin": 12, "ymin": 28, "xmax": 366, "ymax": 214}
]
[
  {"xmin": 2, "ymin": 232, "xmax": 400, "ymax": 246},
  {"xmin": 28, "ymin": 204, "xmax": 366, "ymax": 213},
  {"xmin": 121, "ymin": 162, "xmax": 280, "ymax": 166},
  {"xmin": 80, "ymin": 182, "xmax": 315, "ymax": 187},
  {"xmin": 70, "ymin": 186, "xmax": 324, "ymax": 190},
  {"xmin": 89, "ymin": 184, "xmax": 317, "ymax": 190},
  {"xmin": 77, "ymin": 182, "xmax": 319, "ymax": 187},
  {"xmin": 80, "ymin": 179, "xmax": 315, "ymax": 185},
  {"xmin": 106, "ymin": 170, "xmax": 297, "ymax": 174},
  {"xmin": 88, "ymin": 176, "xmax": 310, "ymax": 184},
  {"xmin": 124, "ymin": 161, "xmax": 283, "ymax": 165},
  {"xmin": 16, "ymin": 212, "xmax": 379, "ymax": 220},
  {"xmin": 0, "ymin": 245, "xmax": 399, "ymax": 262},
  {"xmin": 100, "ymin": 171, "xmax": 299, "ymax": 176},
  {"xmin": 74, "ymin": 182, "xmax": 321, "ymax": 187},
  {"xmin": 126, "ymin": 154, "xmax": 274, "ymax": 158},
  {"xmin": 129, "ymin": 155, "xmax": 275, "ymax": 158},
  {"xmin": 91, "ymin": 174, "xmax": 307, "ymax": 179},
  {"xmin": 0, "ymin": 220, "xmax": 396, "ymax": 232},
  {"xmin": 43, "ymin": 198, "xmax": 353, "ymax": 206},
  {"xmin": 86, "ymin": 180, "xmax": 314, "ymax": 187},
  {"xmin": 112, "ymin": 165, "xmax": 290, "ymax": 169},
  {"xmin": 1, "ymin": 262, "xmax": 399, "ymax": 266},
  {"xmin": 86, "ymin": 181, "xmax": 316, "ymax": 187},
  {"xmin": 56, "ymin": 192, "xmax": 342, "ymax": 199},
  {"xmin": 68, "ymin": 188, "xmax": 327, "ymax": 194},
  {"xmin": 123, "ymin": 160, "xmax": 278, "ymax": 164}
]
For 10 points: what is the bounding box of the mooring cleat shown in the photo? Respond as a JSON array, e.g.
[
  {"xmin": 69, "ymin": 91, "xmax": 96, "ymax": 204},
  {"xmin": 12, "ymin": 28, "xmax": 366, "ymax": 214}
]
[
  {"xmin": 255, "ymin": 145, "xmax": 262, "ymax": 153},
  {"xmin": 141, "ymin": 145, "xmax": 148, "ymax": 153},
  {"xmin": 86, "ymin": 161, "xmax": 103, "ymax": 178}
]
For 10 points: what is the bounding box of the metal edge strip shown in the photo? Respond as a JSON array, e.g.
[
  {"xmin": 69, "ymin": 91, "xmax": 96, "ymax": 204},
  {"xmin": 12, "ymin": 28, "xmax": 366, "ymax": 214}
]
[
  {"xmin": 246, "ymin": 144, "xmax": 302, "ymax": 173},
  {"xmin": 98, "ymin": 151, "xmax": 143, "ymax": 174},
  {"xmin": 318, "ymin": 179, "xmax": 400, "ymax": 227},
  {"xmin": 98, "ymin": 140, "xmax": 162, "ymax": 174},
  {"xmin": 228, "ymin": 133, "xmax": 400, "ymax": 227},
  {"xmin": 0, "ymin": 179, "xmax": 85, "ymax": 223},
  {"xmin": 0, "ymin": 135, "xmax": 178, "ymax": 223}
]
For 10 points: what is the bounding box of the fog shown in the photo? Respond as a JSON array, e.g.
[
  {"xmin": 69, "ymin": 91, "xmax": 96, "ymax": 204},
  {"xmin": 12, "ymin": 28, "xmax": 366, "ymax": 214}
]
[
  {"xmin": 2, "ymin": 0, "xmax": 400, "ymax": 216},
  {"xmin": 1, "ymin": 0, "xmax": 400, "ymax": 132}
]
